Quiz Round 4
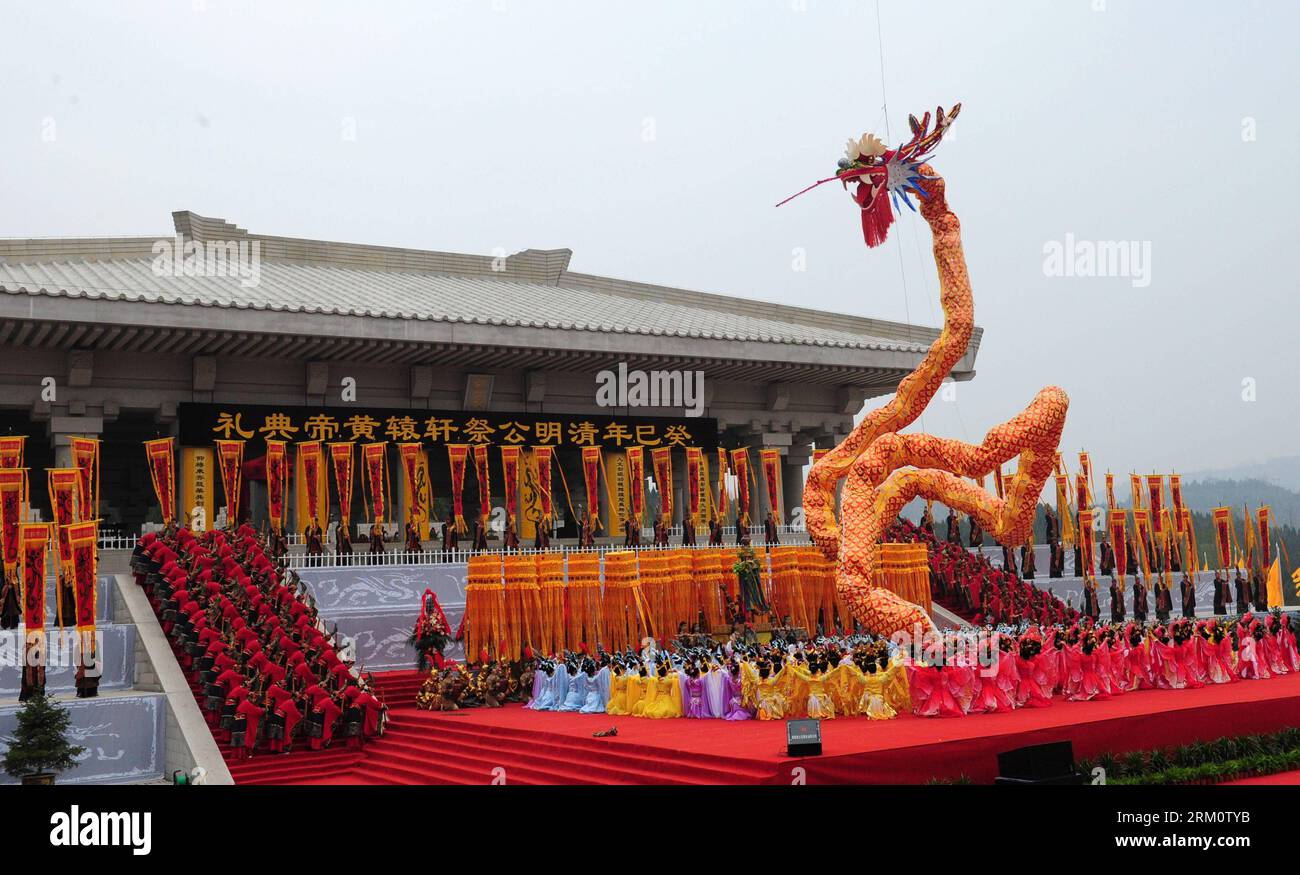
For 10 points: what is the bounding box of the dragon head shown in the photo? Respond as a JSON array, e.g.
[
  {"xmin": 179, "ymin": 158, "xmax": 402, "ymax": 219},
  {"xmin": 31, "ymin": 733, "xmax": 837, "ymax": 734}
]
[{"xmin": 778, "ymin": 103, "xmax": 961, "ymax": 248}]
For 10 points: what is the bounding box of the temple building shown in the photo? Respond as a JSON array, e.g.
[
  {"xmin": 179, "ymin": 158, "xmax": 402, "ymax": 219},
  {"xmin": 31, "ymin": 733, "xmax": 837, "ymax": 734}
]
[{"xmin": 0, "ymin": 210, "xmax": 980, "ymax": 537}]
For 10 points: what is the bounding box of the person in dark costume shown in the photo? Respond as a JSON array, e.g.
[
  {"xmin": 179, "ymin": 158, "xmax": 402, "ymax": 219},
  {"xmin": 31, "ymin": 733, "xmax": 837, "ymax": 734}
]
[
  {"xmin": 623, "ymin": 517, "xmax": 640, "ymax": 548},
  {"xmin": 405, "ymin": 519, "xmax": 424, "ymax": 553},
  {"xmin": 533, "ymin": 516, "xmax": 551, "ymax": 550},
  {"xmin": 1234, "ymin": 571, "xmax": 1249, "ymax": 616},
  {"xmin": 1131, "ymin": 574, "xmax": 1148, "ymax": 624},
  {"xmin": 1211, "ymin": 571, "xmax": 1226, "ymax": 615},
  {"xmin": 1155, "ymin": 577, "xmax": 1173, "ymax": 624},
  {"xmin": 440, "ymin": 513, "xmax": 458, "ymax": 556},
  {"xmin": 968, "ymin": 514, "xmax": 983, "ymax": 548},
  {"xmin": 945, "ymin": 508, "xmax": 960, "ymax": 544},
  {"xmin": 1109, "ymin": 576, "xmax": 1125, "ymax": 623},
  {"xmin": 1179, "ymin": 573, "xmax": 1196, "ymax": 619},
  {"xmin": 763, "ymin": 511, "xmax": 779, "ymax": 546},
  {"xmin": 500, "ymin": 515, "xmax": 519, "ymax": 550},
  {"xmin": 682, "ymin": 518, "xmax": 697, "ymax": 546},
  {"xmin": 1001, "ymin": 542, "xmax": 1018, "ymax": 577},
  {"xmin": 471, "ymin": 518, "xmax": 490, "ymax": 552},
  {"xmin": 0, "ymin": 570, "xmax": 19, "ymax": 630},
  {"xmin": 1020, "ymin": 541, "xmax": 1036, "ymax": 579},
  {"xmin": 1081, "ymin": 577, "xmax": 1100, "ymax": 621},
  {"xmin": 1251, "ymin": 570, "xmax": 1269, "ymax": 612},
  {"xmin": 335, "ymin": 522, "xmax": 353, "ymax": 565},
  {"xmin": 369, "ymin": 522, "xmax": 386, "ymax": 556},
  {"xmin": 708, "ymin": 514, "xmax": 723, "ymax": 546},
  {"xmin": 1098, "ymin": 534, "xmax": 1115, "ymax": 577}
]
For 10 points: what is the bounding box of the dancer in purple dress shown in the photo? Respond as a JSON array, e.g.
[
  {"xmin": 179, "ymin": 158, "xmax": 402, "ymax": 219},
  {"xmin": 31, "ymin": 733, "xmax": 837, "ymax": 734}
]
[{"xmin": 721, "ymin": 660, "xmax": 753, "ymax": 720}]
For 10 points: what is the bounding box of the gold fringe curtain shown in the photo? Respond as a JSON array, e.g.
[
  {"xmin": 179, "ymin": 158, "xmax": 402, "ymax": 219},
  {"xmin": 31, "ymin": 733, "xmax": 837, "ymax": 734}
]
[
  {"xmin": 602, "ymin": 550, "xmax": 646, "ymax": 652},
  {"xmin": 502, "ymin": 554, "xmax": 542, "ymax": 660},
  {"xmin": 565, "ymin": 552, "xmax": 602, "ymax": 651},
  {"xmin": 874, "ymin": 542, "xmax": 931, "ymax": 616},
  {"xmin": 769, "ymin": 545, "xmax": 810, "ymax": 632},
  {"xmin": 667, "ymin": 549, "xmax": 694, "ymax": 633},
  {"xmin": 463, "ymin": 554, "xmax": 505, "ymax": 662},
  {"xmin": 637, "ymin": 550, "xmax": 671, "ymax": 639},
  {"xmin": 692, "ymin": 548, "xmax": 725, "ymax": 630},
  {"xmin": 535, "ymin": 553, "xmax": 566, "ymax": 656}
]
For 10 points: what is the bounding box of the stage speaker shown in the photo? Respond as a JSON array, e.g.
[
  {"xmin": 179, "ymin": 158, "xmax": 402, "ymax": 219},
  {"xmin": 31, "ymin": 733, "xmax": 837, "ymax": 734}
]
[
  {"xmin": 995, "ymin": 740, "xmax": 1085, "ymax": 785},
  {"xmin": 786, "ymin": 719, "xmax": 822, "ymax": 757}
]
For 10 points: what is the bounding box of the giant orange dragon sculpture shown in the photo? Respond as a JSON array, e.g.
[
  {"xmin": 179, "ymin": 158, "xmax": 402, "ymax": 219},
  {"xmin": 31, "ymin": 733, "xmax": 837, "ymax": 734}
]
[{"xmin": 779, "ymin": 104, "xmax": 1069, "ymax": 638}]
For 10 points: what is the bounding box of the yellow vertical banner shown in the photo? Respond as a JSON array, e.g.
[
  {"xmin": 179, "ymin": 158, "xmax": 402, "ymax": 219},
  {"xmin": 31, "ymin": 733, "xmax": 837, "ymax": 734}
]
[
  {"xmin": 397, "ymin": 443, "xmax": 432, "ymax": 540},
  {"xmin": 180, "ymin": 447, "xmax": 215, "ymax": 532},
  {"xmin": 605, "ymin": 451, "xmax": 628, "ymax": 535},
  {"xmin": 519, "ymin": 449, "xmax": 544, "ymax": 541},
  {"xmin": 295, "ymin": 444, "xmax": 328, "ymax": 533}
]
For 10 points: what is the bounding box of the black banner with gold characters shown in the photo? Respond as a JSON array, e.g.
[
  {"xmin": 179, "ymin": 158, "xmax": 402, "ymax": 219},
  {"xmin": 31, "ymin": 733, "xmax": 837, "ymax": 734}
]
[{"xmin": 180, "ymin": 402, "xmax": 717, "ymax": 453}]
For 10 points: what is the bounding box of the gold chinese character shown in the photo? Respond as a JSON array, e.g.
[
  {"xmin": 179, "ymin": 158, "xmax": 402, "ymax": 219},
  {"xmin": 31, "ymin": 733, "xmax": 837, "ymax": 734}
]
[
  {"xmin": 385, "ymin": 415, "xmax": 420, "ymax": 442},
  {"xmin": 567, "ymin": 421, "xmax": 599, "ymax": 446},
  {"xmin": 212, "ymin": 412, "xmax": 254, "ymax": 440},
  {"xmin": 635, "ymin": 424, "xmax": 661, "ymax": 446},
  {"xmin": 603, "ymin": 422, "xmax": 633, "ymax": 447},
  {"xmin": 344, "ymin": 415, "xmax": 380, "ymax": 441},
  {"xmin": 463, "ymin": 418, "xmax": 496, "ymax": 444},
  {"xmin": 535, "ymin": 421, "xmax": 562, "ymax": 445},
  {"xmin": 302, "ymin": 414, "xmax": 340, "ymax": 442},
  {"xmin": 423, "ymin": 417, "xmax": 459, "ymax": 443},
  {"xmin": 663, "ymin": 424, "xmax": 692, "ymax": 446},
  {"xmin": 258, "ymin": 413, "xmax": 300, "ymax": 440},
  {"xmin": 498, "ymin": 421, "xmax": 531, "ymax": 444}
]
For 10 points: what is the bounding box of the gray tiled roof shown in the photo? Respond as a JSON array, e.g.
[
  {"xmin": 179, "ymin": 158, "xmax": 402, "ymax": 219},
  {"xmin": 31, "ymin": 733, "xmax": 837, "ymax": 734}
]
[{"xmin": 0, "ymin": 256, "xmax": 927, "ymax": 353}]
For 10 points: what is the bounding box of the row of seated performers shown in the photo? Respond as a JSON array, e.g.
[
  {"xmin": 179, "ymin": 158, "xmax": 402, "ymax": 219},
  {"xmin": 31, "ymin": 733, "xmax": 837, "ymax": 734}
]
[{"xmin": 133, "ymin": 525, "xmax": 386, "ymax": 758}]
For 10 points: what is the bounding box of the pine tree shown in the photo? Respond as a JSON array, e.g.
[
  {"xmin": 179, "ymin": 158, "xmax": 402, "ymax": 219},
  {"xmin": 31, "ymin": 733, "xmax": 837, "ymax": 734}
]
[{"xmin": 2, "ymin": 692, "xmax": 86, "ymax": 781}]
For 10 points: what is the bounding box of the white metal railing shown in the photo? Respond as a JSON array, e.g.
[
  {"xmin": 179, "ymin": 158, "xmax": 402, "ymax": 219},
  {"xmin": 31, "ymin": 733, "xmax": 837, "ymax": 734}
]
[
  {"xmin": 284, "ymin": 537, "xmax": 814, "ymax": 570},
  {"xmin": 98, "ymin": 534, "xmax": 140, "ymax": 551}
]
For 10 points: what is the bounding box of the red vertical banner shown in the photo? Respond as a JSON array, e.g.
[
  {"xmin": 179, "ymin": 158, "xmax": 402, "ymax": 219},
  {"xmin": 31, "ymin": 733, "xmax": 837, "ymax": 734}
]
[
  {"xmin": 472, "ymin": 444, "xmax": 491, "ymax": 528},
  {"xmin": 1257, "ymin": 506, "xmax": 1272, "ymax": 568},
  {"xmin": 581, "ymin": 446, "xmax": 602, "ymax": 526},
  {"xmin": 532, "ymin": 446, "xmax": 554, "ymax": 525},
  {"xmin": 649, "ymin": 446, "xmax": 672, "ymax": 525},
  {"xmin": 65, "ymin": 520, "xmax": 98, "ymax": 656},
  {"xmin": 0, "ymin": 469, "xmax": 27, "ymax": 586},
  {"xmin": 398, "ymin": 443, "xmax": 426, "ymax": 522},
  {"xmin": 0, "ymin": 436, "xmax": 25, "ymax": 470},
  {"xmin": 1129, "ymin": 474, "xmax": 1144, "ymax": 509},
  {"xmin": 1109, "ymin": 510, "xmax": 1128, "ymax": 579},
  {"xmin": 717, "ymin": 448, "xmax": 732, "ymax": 520},
  {"xmin": 685, "ymin": 447, "xmax": 703, "ymax": 525},
  {"xmin": 730, "ymin": 448, "xmax": 750, "ymax": 526},
  {"xmin": 1213, "ymin": 506, "xmax": 1232, "ymax": 570},
  {"xmin": 447, "ymin": 445, "xmax": 469, "ymax": 533},
  {"xmin": 265, "ymin": 440, "xmax": 288, "ymax": 535},
  {"xmin": 1105, "ymin": 473, "xmax": 1116, "ymax": 510},
  {"xmin": 499, "ymin": 446, "xmax": 521, "ymax": 529},
  {"xmin": 1078, "ymin": 452, "xmax": 1093, "ymax": 502},
  {"xmin": 47, "ymin": 469, "xmax": 81, "ymax": 572},
  {"xmin": 760, "ymin": 448, "xmax": 782, "ymax": 522},
  {"xmin": 20, "ymin": 523, "xmax": 49, "ymax": 654},
  {"xmin": 1169, "ymin": 475, "xmax": 1184, "ymax": 532},
  {"xmin": 626, "ymin": 447, "xmax": 645, "ymax": 525},
  {"xmin": 361, "ymin": 442, "xmax": 388, "ymax": 524},
  {"xmin": 214, "ymin": 439, "xmax": 245, "ymax": 526},
  {"xmin": 1132, "ymin": 508, "xmax": 1153, "ymax": 579},
  {"xmin": 144, "ymin": 438, "xmax": 176, "ymax": 525},
  {"xmin": 69, "ymin": 437, "xmax": 100, "ymax": 519},
  {"xmin": 1075, "ymin": 472, "xmax": 1089, "ymax": 512},
  {"xmin": 1078, "ymin": 509, "xmax": 1096, "ymax": 580},
  {"xmin": 328, "ymin": 442, "xmax": 355, "ymax": 532},
  {"xmin": 1147, "ymin": 475, "xmax": 1165, "ymax": 535}
]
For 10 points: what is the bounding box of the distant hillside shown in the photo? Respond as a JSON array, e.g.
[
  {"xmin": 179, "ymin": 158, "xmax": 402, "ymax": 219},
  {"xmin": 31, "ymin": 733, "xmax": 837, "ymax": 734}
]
[
  {"xmin": 1184, "ymin": 456, "xmax": 1300, "ymax": 493},
  {"xmin": 1179, "ymin": 478, "xmax": 1300, "ymax": 528}
]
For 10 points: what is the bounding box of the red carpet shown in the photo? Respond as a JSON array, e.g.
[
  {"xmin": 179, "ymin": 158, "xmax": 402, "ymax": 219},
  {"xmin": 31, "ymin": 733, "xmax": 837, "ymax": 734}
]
[{"xmin": 231, "ymin": 669, "xmax": 1300, "ymax": 784}]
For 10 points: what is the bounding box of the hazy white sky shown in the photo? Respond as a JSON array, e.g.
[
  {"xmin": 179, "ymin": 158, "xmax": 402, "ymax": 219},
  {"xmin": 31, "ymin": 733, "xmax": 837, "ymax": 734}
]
[{"xmin": 3, "ymin": 0, "xmax": 1296, "ymax": 481}]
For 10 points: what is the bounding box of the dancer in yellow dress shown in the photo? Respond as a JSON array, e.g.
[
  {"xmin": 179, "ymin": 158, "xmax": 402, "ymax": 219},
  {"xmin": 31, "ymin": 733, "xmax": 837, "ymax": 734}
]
[
  {"xmin": 744, "ymin": 658, "xmax": 789, "ymax": 721},
  {"xmin": 606, "ymin": 661, "xmax": 631, "ymax": 716},
  {"xmin": 643, "ymin": 661, "xmax": 683, "ymax": 719},
  {"xmin": 787, "ymin": 657, "xmax": 837, "ymax": 719}
]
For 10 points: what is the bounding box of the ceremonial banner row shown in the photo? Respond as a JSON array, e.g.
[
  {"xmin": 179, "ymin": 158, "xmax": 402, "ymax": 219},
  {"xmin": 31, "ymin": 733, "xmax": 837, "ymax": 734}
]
[
  {"xmin": 146, "ymin": 435, "xmax": 788, "ymax": 537},
  {"xmin": 461, "ymin": 546, "xmax": 845, "ymax": 663},
  {"xmin": 0, "ymin": 435, "xmax": 102, "ymax": 676}
]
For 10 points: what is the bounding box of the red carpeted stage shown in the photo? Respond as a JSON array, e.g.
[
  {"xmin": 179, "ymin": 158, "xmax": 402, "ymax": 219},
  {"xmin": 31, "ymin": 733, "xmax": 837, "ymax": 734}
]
[{"xmin": 226, "ymin": 669, "xmax": 1300, "ymax": 785}]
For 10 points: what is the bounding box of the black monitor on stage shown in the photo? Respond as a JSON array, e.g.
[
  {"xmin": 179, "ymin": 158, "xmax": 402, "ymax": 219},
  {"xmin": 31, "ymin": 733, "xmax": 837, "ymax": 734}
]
[
  {"xmin": 995, "ymin": 741, "xmax": 1085, "ymax": 785},
  {"xmin": 786, "ymin": 719, "xmax": 822, "ymax": 756}
]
